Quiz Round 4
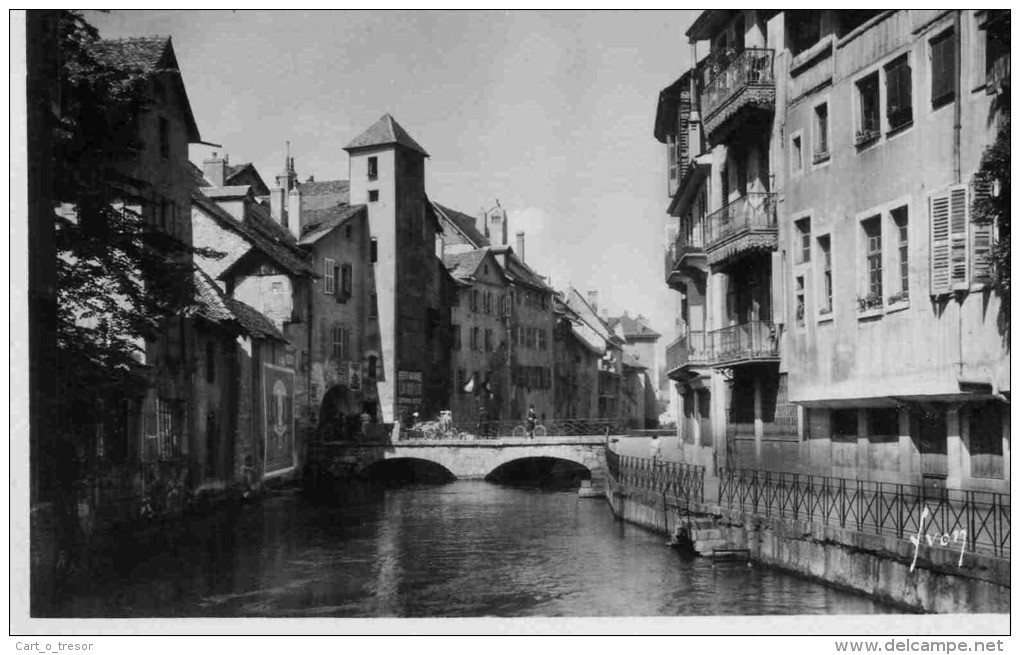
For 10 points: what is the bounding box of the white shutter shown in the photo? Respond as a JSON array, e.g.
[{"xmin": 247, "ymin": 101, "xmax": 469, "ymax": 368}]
[
  {"xmin": 929, "ymin": 192, "xmax": 951, "ymax": 295},
  {"xmin": 949, "ymin": 185, "xmax": 969, "ymax": 288},
  {"xmin": 970, "ymin": 180, "xmax": 995, "ymax": 286}
]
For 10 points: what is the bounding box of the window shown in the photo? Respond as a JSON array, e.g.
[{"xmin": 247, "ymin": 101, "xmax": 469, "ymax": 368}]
[
  {"xmin": 271, "ymin": 281, "xmax": 284, "ymax": 294},
  {"xmin": 813, "ymin": 103, "xmax": 830, "ymax": 163},
  {"xmin": 892, "ymin": 207, "xmax": 909, "ymax": 298},
  {"xmin": 331, "ymin": 324, "xmax": 350, "ymax": 360},
  {"xmin": 856, "ymin": 72, "xmax": 881, "ymax": 143},
  {"xmin": 930, "ymin": 29, "xmax": 956, "ymax": 109},
  {"xmin": 831, "ymin": 408, "xmax": 859, "ymax": 440},
  {"xmin": 370, "ymin": 237, "xmax": 378, "ymax": 263},
  {"xmin": 538, "ymin": 329, "xmax": 547, "ymax": 351},
  {"xmin": 370, "ymin": 292, "xmax": 378, "ymax": 318},
  {"xmin": 470, "ymin": 289, "xmax": 479, "ymax": 312},
  {"xmin": 868, "ymin": 407, "xmax": 900, "ymax": 437},
  {"xmin": 795, "ymin": 217, "xmax": 811, "ymax": 263},
  {"xmin": 155, "ymin": 398, "xmax": 183, "ymax": 460},
  {"xmin": 457, "ymin": 368, "xmax": 466, "ymax": 393},
  {"xmin": 484, "ymin": 329, "xmax": 493, "ymax": 352},
  {"xmin": 323, "ymin": 258, "xmax": 336, "ymax": 294},
  {"xmin": 969, "ymin": 402, "xmax": 1004, "ymax": 479},
  {"xmin": 368, "ymin": 189, "xmax": 380, "ymax": 203},
  {"xmin": 368, "ymin": 356, "xmax": 378, "ymax": 380},
  {"xmin": 160, "ymin": 198, "xmax": 169, "ymax": 231},
  {"xmin": 985, "ymin": 12, "xmax": 1010, "ymax": 88},
  {"xmin": 367, "ymin": 156, "xmax": 378, "ymax": 180},
  {"xmin": 341, "ymin": 263, "xmax": 353, "ymax": 297},
  {"xmin": 471, "ymin": 327, "xmax": 480, "ymax": 351},
  {"xmin": 452, "ymin": 324, "xmax": 461, "ymax": 350},
  {"xmin": 483, "ymin": 292, "xmax": 491, "ymax": 314},
  {"xmin": 884, "ymin": 55, "xmax": 913, "ymax": 130},
  {"xmin": 795, "ymin": 276, "xmax": 805, "ymax": 326},
  {"xmin": 818, "ymin": 235, "xmax": 833, "ymax": 314},
  {"xmin": 345, "ymin": 224, "xmax": 353, "ymax": 240},
  {"xmin": 863, "ymin": 216, "xmax": 883, "ymax": 301},
  {"xmin": 787, "ymin": 10, "xmax": 822, "ymax": 56},
  {"xmin": 159, "ymin": 117, "xmax": 170, "ymax": 159},
  {"xmin": 791, "ymin": 134, "xmax": 803, "ymax": 173},
  {"xmin": 205, "ymin": 341, "xmax": 216, "ymax": 383}
]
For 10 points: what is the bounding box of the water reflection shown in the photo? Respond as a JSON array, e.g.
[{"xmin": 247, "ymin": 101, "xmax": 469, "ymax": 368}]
[{"xmin": 43, "ymin": 481, "xmax": 901, "ymax": 618}]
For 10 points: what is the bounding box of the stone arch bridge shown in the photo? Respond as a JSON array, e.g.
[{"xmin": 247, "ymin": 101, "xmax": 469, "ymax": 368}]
[{"xmin": 306, "ymin": 435, "xmax": 608, "ymax": 484}]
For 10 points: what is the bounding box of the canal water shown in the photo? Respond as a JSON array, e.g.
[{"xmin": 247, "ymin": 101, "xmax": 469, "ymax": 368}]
[{"xmin": 47, "ymin": 481, "xmax": 901, "ymax": 617}]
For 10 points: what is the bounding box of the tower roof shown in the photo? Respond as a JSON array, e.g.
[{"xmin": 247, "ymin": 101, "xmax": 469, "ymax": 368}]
[{"xmin": 343, "ymin": 113, "xmax": 429, "ymax": 157}]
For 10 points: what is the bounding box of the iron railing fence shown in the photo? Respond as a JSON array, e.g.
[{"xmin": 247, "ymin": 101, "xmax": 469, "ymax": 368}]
[
  {"xmin": 701, "ymin": 47, "xmax": 775, "ymax": 122},
  {"xmin": 607, "ymin": 452, "xmax": 705, "ymax": 504},
  {"xmin": 720, "ymin": 468, "xmax": 1010, "ymax": 558},
  {"xmin": 712, "ymin": 320, "xmax": 779, "ymax": 364},
  {"xmin": 704, "ymin": 192, "xmax": 777, "ymax": 248},
  {"xmin": 401, "ymin": 418, "xmax": 624, "ymax": 440}
]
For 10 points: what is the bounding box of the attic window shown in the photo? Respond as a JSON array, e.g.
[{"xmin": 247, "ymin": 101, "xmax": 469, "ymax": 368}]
[
  {"xmin": 369, "ymin": 190, "xmax": 379, "ymax": 202},
  {"xmin": 345, "ymin": 224, "xmax": 353, "ymax": 240}
]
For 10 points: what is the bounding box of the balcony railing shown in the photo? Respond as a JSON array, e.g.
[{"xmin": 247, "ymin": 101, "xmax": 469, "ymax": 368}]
[
  {"xmin": 667, "ymin": 321, "xmax": 778, "ymax": 373},
  {"xmin": 712, "ymin": 320, "xmax": 779, "ymax": 365},
  {"xmin": 665, "ymin": 233, "xmax": 707, "ymax": 284},
  {"xmin": 700, "ymin": 48, "xmax": 775, "ymax": 135},
  {"xmin": 666, "ymin": 331, "xmax": 712, "ymax": 374},
  {"xmin": 704, "ymin": 192, "xmax": 777, "ymax": 251}
]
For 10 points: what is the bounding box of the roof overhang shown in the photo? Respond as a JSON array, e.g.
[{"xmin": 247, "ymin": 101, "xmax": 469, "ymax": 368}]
[
  {"xmin": 653, "ymin": 72, "xmax": 691, "ymax": 143},
  {"xmin": 667, "ymin": 154, "xmax": 712, "ymax": 216}
]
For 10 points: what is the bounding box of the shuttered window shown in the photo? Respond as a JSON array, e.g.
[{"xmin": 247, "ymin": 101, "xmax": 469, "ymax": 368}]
[
  {"xmin": 930, "ymin": 185, "xmax": 973, "ymax": 294},
  {"xmin": 323, "ymin": 258, "xmax": 336, "ymax": 295},
  {"xmin": 970, "ymin": 181, "xmax": 995, "ymax": 286},
  {"xmin": 885, "ymin": 55, "xmax": 913, "ymax": 130},
  {"xmin": 930, "ymin": 29, "xmax": 956, "ymax": 109}
]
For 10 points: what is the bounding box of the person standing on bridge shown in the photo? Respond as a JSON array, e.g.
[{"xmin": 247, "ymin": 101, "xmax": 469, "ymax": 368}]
[
  {"xmin": 526, "ymin": 404, "xmax": 538, "ymax": 439},
  {"xmin": 649, "ymin": 434, "xmax": 662, "ymax": 465}
]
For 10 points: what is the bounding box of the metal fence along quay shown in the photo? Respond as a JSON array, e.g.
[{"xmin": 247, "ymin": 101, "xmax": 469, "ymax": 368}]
[
  {"xmin": 403, "ymin": 418, "xmax": 624, "ymax": 440},
  {"xmin": 720, "ymin": 468, "xmax": 1011, "ymax": 558},
  {"xmin": 605, "ymin": 449, "xmax": 705, "ymax": 504}
]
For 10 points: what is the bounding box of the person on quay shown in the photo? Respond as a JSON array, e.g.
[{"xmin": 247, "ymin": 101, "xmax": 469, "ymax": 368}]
[{"xmin": 649, "ymin": 434, "xmax": 662, "ymax": 465}]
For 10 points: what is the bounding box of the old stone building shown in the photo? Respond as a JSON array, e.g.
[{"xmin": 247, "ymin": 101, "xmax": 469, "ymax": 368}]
[
  {"xmin": 659, "ymin": 10, "xmax": 1009, "ymax": 493},
  {"xmin": 433, "ymin": 203, "xmax": 557, "ymax": 424}
]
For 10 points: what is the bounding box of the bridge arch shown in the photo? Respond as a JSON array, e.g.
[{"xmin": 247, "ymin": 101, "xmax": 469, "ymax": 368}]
[
  {"xmin": 485, "ymin": 456, "xmax": 592, "ymax": 486},
  {"xmin": 360, "ymin": 457, "xmax": 456, "ymax": 485}
]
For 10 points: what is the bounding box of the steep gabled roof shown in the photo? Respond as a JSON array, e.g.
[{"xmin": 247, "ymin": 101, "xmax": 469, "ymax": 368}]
[
  {"xmin": 91, "ymin": 36, "xmax": 201, "ymax": 143},
  {"xmin": 192, "ymin": 267, "xmax": 287, "ymax": 343},
  {"xmin": 622, "ymin": 351, "xmax": 648, "ymax": 370},
  {"xmin": 225, "ymin": 162, "xmax": 271, "ymax": 196},
  {"xmin": 298, "ymin": 179, "xmax": 350, "ymax": 211},
  {"xmin": 562, "ymin": 287, "xmax": 618, "ymax": 351},
  {"xmin": 606, "ymin": 313, "xmax": 662, "ymax": 340},
  {"xmin": 433, "ymin": 202, "xmax": 490, "ymax": 247},
  {"xmin": 192, "ymin": 189, "xmax": 315, "ymax": 278},
  {"xmin": 442, "ymin": 249, "xmax": 503, "ymax": 283},
  {"xmin": 343, "ymin": 113, "xmax": 429, "ymax": 157},
  {"xmin": 298, "ymin": 204, "xmax": 367, "ymax": 245},
  {"xmin": 490, "ymin": 245, "xmax": 551, "ymax": 291}
]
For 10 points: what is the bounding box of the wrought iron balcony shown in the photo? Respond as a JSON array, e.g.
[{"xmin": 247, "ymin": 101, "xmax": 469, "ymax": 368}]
[
  {"xmin": 665, "ymin": 331, "xmax": 712, "ymax": 377},
  {"xmin": 711, "ymin": 320, "xmax": 779, "ymax": 366},
  {"xmin": 665, "ymin": 233, "xmax": 707, "ymax": 287},
  {"xmin": 704, "ymin": 192, "xmax": 777, "ymax": 266},
  {"xmin": 700, "ymin": 48, "xmax": 775, "ymax": 142},
  {"xmin": 666, "ymin": 320, "xmax": 779, "ymax": 375}
]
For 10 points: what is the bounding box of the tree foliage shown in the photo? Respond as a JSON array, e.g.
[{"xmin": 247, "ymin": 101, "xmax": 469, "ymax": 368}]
[
  {"xmin": 53, "ymin": 11, "xmax": 216, "ymax": 427},
  {"xmin": 971, "ymin": 113, "xmax": 1010, "ymax": 338}
]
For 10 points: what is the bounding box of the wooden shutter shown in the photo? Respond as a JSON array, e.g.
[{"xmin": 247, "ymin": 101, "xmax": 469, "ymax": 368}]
[
  {"xmin": 929, "ymin": 191, "xmax": 951, "ymax": 294},
  {"xmin": 771, "ymin": 251, "xmax": 785, "ymax": 326},
  {"xmin": 949, "ymin": 185, "xmax": 969, "ymax": 287},
  {"xmin": 971, "ymin": 181, "xmax": 995, "ymax": 286}
]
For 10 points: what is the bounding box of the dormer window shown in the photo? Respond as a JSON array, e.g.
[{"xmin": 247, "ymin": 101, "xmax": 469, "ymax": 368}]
[{"xmin": 367, "ymin": 156, "xmax": 378, "ymax": 180}]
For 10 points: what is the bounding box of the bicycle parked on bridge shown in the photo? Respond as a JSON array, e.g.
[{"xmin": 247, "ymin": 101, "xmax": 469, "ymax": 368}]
[
  {"xmin": 421, "ymin": 410, "xmax": 466, "ymax": 440},
  {"xmin": 512, "ymin": 423, "xmax": 547, "ymax": 438}
]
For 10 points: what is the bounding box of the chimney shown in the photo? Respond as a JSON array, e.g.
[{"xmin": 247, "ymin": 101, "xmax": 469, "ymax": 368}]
[
  {"xmin": 587, "ymin": 290, "xmax": 599, "ymax": 313},
  {"xmin": 275, "ymin": 141, "xmax": 297, "ymax": 192},
  {"xmin": 479, "ymin": 209, "xmax": 489, "ymax": 238},
  {"xmin": 287, "ymin": 185, "xmax": 302, "ymax": 240},
  {"xmin": 203, "ymin": 151, "xmax": 227, "ymax": 187},
  {"xmin": 516, "ymin": 231, "xmax": 525, "ymax": 262},
  {"xmin": 489, "ymin": 209, "xmax": 506, "ymax": 246}
]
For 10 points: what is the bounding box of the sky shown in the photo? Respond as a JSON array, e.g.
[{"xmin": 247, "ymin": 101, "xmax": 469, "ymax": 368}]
[{"xmin": 87, "ymin": 9, "xmax": 699, "ymax": 360}]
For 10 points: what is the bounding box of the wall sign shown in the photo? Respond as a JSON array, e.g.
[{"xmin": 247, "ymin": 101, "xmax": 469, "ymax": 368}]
[{"xmin": 263, "ymin": 363, "xmax": 296, "ymax": 476}]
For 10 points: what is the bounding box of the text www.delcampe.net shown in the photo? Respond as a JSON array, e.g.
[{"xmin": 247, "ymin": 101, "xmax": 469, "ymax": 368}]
[{"xmin": 835, "ymin": 640, "xmax": 1005, "ymax": 653}]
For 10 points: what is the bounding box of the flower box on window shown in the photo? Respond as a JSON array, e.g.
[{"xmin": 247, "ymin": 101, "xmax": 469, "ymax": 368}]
[
  {"xmin": 854, "ymin": 129, "xmax": 880, "ymax": 146},
  {"xmin": 887, "ymin": 290, "xmax": 909, "ymax": 306},
  {"xmin": 856, "ymin": 292, "xmax": 883, "ymax": 312}
]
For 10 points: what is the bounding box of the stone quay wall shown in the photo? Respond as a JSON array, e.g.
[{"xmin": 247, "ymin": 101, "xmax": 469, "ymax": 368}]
[{"xmin": 603, "ymin": 474, "xmax": 1010, "ymax": 614}]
